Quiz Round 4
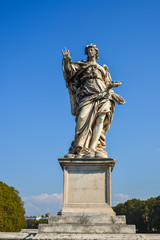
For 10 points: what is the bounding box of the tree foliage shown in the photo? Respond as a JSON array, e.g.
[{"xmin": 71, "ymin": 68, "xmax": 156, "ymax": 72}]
[
  {"xmin": 0, "ymin": 181, "xmax": 26, "ymax": 232},
  {"xmin": 113, "ymin": 196, "xmax": 160, "ymax": 233}
]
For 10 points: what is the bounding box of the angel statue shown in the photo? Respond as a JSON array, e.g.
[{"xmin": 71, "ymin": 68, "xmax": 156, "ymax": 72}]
[{"xmin": 62, "ymin": 44, "xmax": 125, "ymax": 158}]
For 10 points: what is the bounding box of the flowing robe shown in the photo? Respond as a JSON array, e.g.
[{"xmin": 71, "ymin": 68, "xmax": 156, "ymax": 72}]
[{"xmin": 63, "ymin": 60, "xmax": 123, "ymax": 154}]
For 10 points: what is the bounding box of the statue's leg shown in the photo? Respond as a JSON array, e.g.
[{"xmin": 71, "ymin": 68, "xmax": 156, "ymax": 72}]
[
  {"xmin": 89, "ymin": 113, "xmax": 106, "ymax": 151},
  {"xmin": 75, "ymin": 102, "xmax": 95, "ymax": 153},
  {"xmin": 89, "ymin": 99, "xmax": 112, "ymax": 152}
]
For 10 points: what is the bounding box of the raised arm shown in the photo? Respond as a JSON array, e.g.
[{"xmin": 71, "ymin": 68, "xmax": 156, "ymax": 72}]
[
  {"xmin": 62, "ymin": 47, "xmax": 81, "ymax": 87},
  {"xmin": 62, "ymin": 47, "xmax": 72, "ymax": 73}
]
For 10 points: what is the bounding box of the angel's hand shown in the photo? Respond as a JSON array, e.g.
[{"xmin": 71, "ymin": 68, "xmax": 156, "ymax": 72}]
[
  {"xmin": 107, "ymin": 81, "xmax": 122, "ymax": 88},
  {"xmin": 112, "ymin": 81, "xmax": 122, "ymax": 87},
  {"xmin": 62, "ymin": 47, "xmax": 71, "ymax": 61}
]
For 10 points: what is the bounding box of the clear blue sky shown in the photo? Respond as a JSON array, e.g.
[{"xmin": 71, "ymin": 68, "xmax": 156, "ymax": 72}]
[{"xmin": 0, "ymin": 0, "xmax": 160, "ymax": 215}]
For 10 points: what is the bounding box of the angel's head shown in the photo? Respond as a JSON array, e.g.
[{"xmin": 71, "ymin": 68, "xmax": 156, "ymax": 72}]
[{"xmin": 85, "ymin": 44, "xmax": 99, "ymax": 61}]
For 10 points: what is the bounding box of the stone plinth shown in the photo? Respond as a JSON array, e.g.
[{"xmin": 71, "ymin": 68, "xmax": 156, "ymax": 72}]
[
  {"xmin": 1, "ymin": 232, "xmax": 160, "ymax": 240},
  {"xmin": 34, "ymin": 157, "xmax": 148, "ymax": 240},
  {"xmin": 39, "ymin": 215, "xmax": 136, "ymax": 234},
  {"xmin": 58, "ymin": 158, "xmax": 115, "ymax": 216}
]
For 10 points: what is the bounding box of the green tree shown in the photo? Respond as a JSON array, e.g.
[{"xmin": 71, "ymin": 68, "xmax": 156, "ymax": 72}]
[
  {"xmin": 147, "ymin": 196, "xmax": 160, "ymax": 232},
  {"xmin": 113, "ymin": 196, "xmax": 160, "ymax": 233},
  {"xmin": 113, "ymin": 199, "xmax": 149, "ymax": 232},
  {"xmin": 0, "ymin": 181, "xmax": 26, "ymax": 232}
]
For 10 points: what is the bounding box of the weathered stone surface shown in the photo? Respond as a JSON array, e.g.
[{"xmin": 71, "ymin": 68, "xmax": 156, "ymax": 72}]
[
  {"xmin": 39, "ymin": 214, "xmax": 135, "ymax": 235},
  {"xmin": 21, "ymin": 229, "xmax": 38, "ymax": 233},
  {"xmin": 38, "ymin": 222, "xmax": 136, "ymax": 234},
  {"xmin": 1, "ymin": 232, "xmax": 160, "ymax": 240},
  {"xmin": 0, "ymin": 232, "xmax": 36, "ymax": 239},
  {"xmin": 34, "ymin": 233, "xmax": 144, "ymax": 240},
  {"xmin": 48, "ymin": 215, "xmax": 126, "ymax": 224},
  {"xmin": 59, "ymin": 158, "xmax": 115, "ymax": 170},
  {"xmin": 59, "ymin": 158, "xmax": 115, "ymax": 216}
]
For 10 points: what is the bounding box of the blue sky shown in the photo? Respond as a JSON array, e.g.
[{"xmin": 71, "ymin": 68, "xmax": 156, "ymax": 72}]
[{"xmin": 0, "ymin": 0, "xmax": 160, "ymax": 215}]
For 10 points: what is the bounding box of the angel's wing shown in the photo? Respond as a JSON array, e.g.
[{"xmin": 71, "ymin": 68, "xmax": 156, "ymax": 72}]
[{"xmin": 102, "ymin": 64, "xmax": 112, "ymax": 85}]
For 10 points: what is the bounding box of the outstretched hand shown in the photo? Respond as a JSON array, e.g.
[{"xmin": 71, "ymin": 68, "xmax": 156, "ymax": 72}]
[
  {"xmin": 112, "ymin": 81, "xmax": 122, "ymax": 87},
  {"xmin": 62, "ymin": 47, "xmax": 71, "ymax": 61},
  {"xmin": 108, "ymin": 81, "xmax": 122, "ymax": 88}
]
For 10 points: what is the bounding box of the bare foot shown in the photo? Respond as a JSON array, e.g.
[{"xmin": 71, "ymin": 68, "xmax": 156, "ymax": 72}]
[
  {"xmin": 95, "ymin": 151, "xmax": 108, "ymax": 158},
  {"xmin": 83, "ymin": 151, "xmax": 95, "ymax": 158}
]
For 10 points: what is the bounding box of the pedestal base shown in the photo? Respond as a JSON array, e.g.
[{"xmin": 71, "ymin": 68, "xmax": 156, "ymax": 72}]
[
  {"xmin": 39, "ymin": 214, "xmax": 136, "ymax": 234},
  {"xmin": 36, "ymin": 157, "xmax": 147, "ymax": 239},
  {"xmin": 59, "ymin": 158, "xmax": 115, "ymax": 216}
]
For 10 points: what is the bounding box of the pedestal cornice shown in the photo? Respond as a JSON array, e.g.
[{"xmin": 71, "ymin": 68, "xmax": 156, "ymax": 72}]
[{"xmin": 58, "ymin": 158, "xmax": 116, "ymax": 172}]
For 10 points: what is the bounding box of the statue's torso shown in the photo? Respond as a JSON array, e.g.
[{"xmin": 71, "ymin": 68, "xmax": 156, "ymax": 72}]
[{"xmin": 76, "ymin": 63, "xmax": 107, "ymax": 99}]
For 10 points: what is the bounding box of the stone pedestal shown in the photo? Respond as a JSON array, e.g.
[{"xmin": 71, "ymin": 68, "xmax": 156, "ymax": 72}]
[
  {"xmin": 36, "ymin": 157, "xmax": 144, "ymax": 239},
  {"xmin": 58, "ymin": 158, "xmax": 115, "ymax": 216}
]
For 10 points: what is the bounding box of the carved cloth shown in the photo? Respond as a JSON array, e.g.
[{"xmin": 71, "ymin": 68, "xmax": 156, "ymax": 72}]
[{"xmin": 63, "ymin": 60, "xmax": 123, "ymax": 152}]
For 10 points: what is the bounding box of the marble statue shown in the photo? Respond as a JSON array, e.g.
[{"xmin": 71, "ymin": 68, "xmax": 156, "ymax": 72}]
[{"xmin": 62, "ymin": 44, "xmax": 125, "ymax": 158}]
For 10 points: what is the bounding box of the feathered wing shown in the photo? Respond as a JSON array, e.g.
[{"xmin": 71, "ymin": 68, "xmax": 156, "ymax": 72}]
[
  {"xmin": 102, "ymin": 64, "xmax": 112, "ymax": 85},
  {"xmin": 102, "ymin": 64, "xmax": 125, "ymax": 105}
]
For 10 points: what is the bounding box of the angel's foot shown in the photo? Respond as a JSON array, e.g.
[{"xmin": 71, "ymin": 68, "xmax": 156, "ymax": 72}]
[
  {"xmin": 64, "ymin": 153, "xmax": 76, "ymax": 158},
  {"xmin": 82, "ymin": 151, "xmax": 96, "ymax": 159},
  {"xmin": 95, "ymin": 151, "xmax": 108, "ymax": 158},
  {"xmin": 89, "ymin": 147, "xmax": 96, "ymax": 152}
]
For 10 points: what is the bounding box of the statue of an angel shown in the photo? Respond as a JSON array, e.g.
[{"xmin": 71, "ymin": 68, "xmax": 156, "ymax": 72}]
[{"xmin": 62, "ymin": 44, "xmax": 125, "ymax": 158}]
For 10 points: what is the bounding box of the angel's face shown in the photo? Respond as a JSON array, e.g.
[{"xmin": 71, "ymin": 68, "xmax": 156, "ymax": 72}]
[{"xmin": 87, "ymin": 47, "xmax": 96, "ymax": 59}]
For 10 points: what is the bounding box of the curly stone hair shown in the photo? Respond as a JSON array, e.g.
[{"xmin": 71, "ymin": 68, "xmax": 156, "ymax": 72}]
[{"xmin": 85, "ymin": 44, "xmax": 99, "ymax": 61}]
